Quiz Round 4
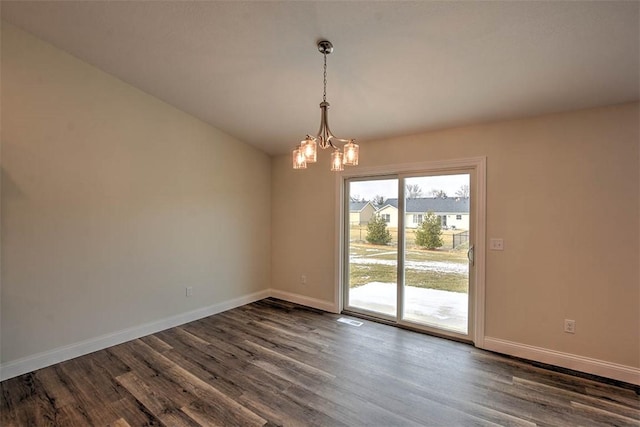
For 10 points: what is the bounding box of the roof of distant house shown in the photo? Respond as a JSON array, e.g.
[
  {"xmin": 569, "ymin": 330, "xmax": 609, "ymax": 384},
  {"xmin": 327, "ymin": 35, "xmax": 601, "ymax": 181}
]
[
  {"xmin": 381, "ymin": 197, "xmax": 469, "ymax": 213},
  {"xmin": 349, "ymin": 201, "xmax": 373, "ymax": 212}
]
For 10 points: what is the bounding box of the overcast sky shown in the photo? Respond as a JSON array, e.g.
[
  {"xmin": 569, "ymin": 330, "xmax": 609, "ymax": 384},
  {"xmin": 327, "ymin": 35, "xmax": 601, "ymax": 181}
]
[{"xmin": 349, "ymin": 174, "xmax": 469, "ymax": 201}]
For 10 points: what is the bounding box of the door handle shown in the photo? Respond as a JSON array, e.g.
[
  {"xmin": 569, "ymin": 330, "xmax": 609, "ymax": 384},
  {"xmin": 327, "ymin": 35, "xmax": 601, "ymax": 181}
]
[{"xmin": 467, "ymin": 245, "xmax": 474, "ymax": 266}]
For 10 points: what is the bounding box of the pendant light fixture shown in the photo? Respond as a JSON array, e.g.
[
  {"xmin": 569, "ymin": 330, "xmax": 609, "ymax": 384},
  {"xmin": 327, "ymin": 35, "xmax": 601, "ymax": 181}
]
[{"xmin": 292, "ymin": 40, "xmax": 358, "ymax": 171}]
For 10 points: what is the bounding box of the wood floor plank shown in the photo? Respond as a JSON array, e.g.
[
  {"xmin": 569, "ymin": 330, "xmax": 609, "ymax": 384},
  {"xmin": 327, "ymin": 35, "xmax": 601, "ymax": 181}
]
[
  {"xmin": 154, "ymin": 330, "xmax": 253, "ymax": 399},
  {"xmin": 34, "ymin": 366, "xmax": 97, "ymax": 426},
  {"xmin": 57, "ymin": 358, "xmax": 133, "ymax": 425},
  {"xmin": 2, "ymin": 297, "xmax": 638, "ymax": 426},
  {"xmin": 184, "ymin": 347, "xmax": 345, "ymax": 426},
  {"xmin": 514, "ymin": 376, "xmax": 640, "ymax": 419},
  {"xmin": 134, "ymin": 342, "xmax": 267, "ymax": 427},
  {"xmin": 108, "ymin": 417, "xmax": 132, "ymax": 427},
  {"xmin": 108, "ymin": 342, "xmax": 193, "ymax": 408},
  {"xmin": 0, "ymin": 372, "xmax": 75, "ymax": 426},
  {"xmin": 139, "ymin": 334, "xmax": 174, "ymax": 353},
  {"xmin": 113, "ymin": 337, "xmax": 268, "ymax": 427},
  {"xmin": 115, "ymin": 372, "xmax": 198, "ymax": 427},
  {"xmin": 585, "ymin": 383, "xmax": 640, "ymax": 409},
  {"xmin": 570, "ymin": 400, "xmax": 640, "ymax": 426},
  {"xmin": 158, "ymin": 331, "xmax": 352, "ymax": 426}
]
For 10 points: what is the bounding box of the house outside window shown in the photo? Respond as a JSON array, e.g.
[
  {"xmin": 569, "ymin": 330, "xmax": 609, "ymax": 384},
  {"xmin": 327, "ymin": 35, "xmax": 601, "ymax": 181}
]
[
  {"xmin": 382, "ymin": 214, "xmax": 391, "ymax": 223},
  {"xmin": 413, "ymin": 214, "xmax": 423, "ymax": 224},
  {"xmin": 456, "ymin": 214, "xmax": 462, "ymax": 220}
]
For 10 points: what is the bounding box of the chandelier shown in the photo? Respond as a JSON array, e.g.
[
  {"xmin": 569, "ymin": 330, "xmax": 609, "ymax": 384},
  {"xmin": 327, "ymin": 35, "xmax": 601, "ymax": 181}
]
[{"xmin": 292, "ymin": 40, "xmax": 359, "ymax": 171}]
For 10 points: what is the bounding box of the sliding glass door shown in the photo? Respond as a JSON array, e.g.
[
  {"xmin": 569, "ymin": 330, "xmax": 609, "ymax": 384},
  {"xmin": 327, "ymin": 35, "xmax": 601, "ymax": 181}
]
[
  {"xmin": 345, "ymin": 178, "xmax": 398, "ymax": 319},
  {"xmin": 401, "ymin": 174, "xmax": 470, "ymax": 335},
  {"xmin": 344, "ymin": 168, "xmax": 476, "ymax": 340}
]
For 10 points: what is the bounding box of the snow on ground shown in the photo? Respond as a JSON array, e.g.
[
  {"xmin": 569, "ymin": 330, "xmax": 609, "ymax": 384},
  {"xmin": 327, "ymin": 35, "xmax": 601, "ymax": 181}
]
[
  {"xmin": 349, "ymin": 282, "xmax": 468, "ymax": 333},
  {"xmin": 350, "ymin": 256, "xmax": 468, "ymax": 274}
]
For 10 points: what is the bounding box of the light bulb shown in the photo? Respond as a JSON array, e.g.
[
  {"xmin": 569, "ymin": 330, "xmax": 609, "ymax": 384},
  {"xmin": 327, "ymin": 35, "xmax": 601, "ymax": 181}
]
[
  {"xmin": 301, "ymin": 137, "xmax": 317, "ymax": 163},
  {"xmin": 343, "ymin": 140, "xmax": 359, "ymax": 166},
  {"xmin": 331, "ymin": 150, "xmax": 344, "ymax": 171},
  {"xmin": 292, "ymin": 147, "xmax": 307, "ymax": 169}
]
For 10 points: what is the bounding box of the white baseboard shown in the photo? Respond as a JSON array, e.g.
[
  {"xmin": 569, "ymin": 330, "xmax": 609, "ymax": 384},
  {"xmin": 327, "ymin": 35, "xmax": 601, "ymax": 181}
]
[
  {"xmin": 483, "ymin": 337, "xmax": 640, "ymax": 386},
  {"xmin": 0, "ymin": 289, "xmax": 270, "ymax": 381},
  {"xmin": 268, "ymin": 289, "xmax": 338, "ymax": 313}
]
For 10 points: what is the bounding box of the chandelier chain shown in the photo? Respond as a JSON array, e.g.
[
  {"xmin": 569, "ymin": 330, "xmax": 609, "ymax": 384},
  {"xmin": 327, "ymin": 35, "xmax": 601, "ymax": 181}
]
[{"xmin": 323, "ymin": 52, "xmax": 327, "ymax": 103}]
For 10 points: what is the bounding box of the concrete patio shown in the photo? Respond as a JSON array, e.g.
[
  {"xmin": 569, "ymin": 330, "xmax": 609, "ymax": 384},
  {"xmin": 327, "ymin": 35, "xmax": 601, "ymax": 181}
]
[{"xmin": 349, "ymin": 281, "xmax": 468, "ymax": 333}]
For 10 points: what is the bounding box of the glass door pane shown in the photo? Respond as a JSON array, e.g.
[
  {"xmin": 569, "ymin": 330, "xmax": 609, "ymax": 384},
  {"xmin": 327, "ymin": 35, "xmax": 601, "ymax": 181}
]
[
  {"xmin": 402, "ymin": 174, "xmax": 471, "ymax": 334},
  {"xmin": 345, "ymin": 178, "xmax": 398, "ymax": 318}
]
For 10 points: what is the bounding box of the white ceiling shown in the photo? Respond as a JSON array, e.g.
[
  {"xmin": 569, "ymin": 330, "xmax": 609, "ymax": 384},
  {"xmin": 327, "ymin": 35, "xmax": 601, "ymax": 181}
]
[{"xmin": 2, "ymin": 1, "xmax": 638, "ymax": 155}]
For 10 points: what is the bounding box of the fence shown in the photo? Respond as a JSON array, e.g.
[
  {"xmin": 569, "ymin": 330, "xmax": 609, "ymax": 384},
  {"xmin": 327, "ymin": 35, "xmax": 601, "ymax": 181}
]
[
  {"xmin": 452, "ymin": 231, "xmax": 469, "ymax": 249},
  {"xmin": 350, "ymin": 225, "xmax": 469, "ymax": 250}
]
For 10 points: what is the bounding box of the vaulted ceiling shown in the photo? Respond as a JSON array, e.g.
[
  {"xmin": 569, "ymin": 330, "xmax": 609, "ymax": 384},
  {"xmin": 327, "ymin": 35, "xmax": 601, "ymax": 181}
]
[{"xmin": 2, "ymin": 1, "xmax": 638, "ymax": 155}]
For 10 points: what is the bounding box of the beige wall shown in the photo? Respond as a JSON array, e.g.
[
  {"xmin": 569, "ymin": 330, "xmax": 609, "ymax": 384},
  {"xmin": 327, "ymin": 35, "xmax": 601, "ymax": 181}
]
[
  {"xmin": 272, "ymin": 103, "xmax": 639, "ymax": 368},
  {"xmin": 1, "ymin": 23, "xmax": 271, "ymax": 363}
]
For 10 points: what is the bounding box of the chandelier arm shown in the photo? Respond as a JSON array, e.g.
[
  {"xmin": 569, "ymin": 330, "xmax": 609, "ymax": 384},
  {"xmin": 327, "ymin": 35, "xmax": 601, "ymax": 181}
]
[
  {"xmin": 319, "ymin": 101, "xmax": 351, "ymax": 147},
  {"xmin": 316, "ymin": 114, "xmax": 325, "ymax": 145},
  {"xmin": 317, "ymin": 101, "xmax": 330, "ymax": 148},
  {"xmin": 329, "ymin": 136, "xmax": 353, "ymax": 145}
]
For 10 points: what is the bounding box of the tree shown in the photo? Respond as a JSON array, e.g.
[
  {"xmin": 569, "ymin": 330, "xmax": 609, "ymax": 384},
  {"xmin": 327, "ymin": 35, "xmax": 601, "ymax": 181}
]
[
  {"xmin": 366, "ymin": 215, "xmax": 392, "ymax": 245},
  {"xmin": 455, "ymin": 184, "xmax": 470, "ymax": 199},
  {"xmin": 430, "ymin": 189, "xmax": 448, "ymax": 198},
  {"xmin": 415, "ymin": 211, "xmax": 444, "ymax": 249},
  {"xmin": 350, "ymin": 194, "xmax": 365, "ymax": 202},
  {"xmin": 371, "ymin": 195, "xmax": 385, "ymax": 208},
  {"xmin": 406, "ymin": 184, "xmax": 423, "ymax": 199}
]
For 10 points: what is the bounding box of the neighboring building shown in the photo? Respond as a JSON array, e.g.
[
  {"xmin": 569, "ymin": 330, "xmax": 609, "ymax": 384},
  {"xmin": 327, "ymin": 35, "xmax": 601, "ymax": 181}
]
[
  {"xmin": 378, "ymin": 197, "xmax": 470, "ymax": 229},
  {"xmin": 349, "ymin": 201, "xmax": 376, "ymax": 225},
  {"xmin": 375, "ymin": 203, "xmax": 400, "ymax": 227}
]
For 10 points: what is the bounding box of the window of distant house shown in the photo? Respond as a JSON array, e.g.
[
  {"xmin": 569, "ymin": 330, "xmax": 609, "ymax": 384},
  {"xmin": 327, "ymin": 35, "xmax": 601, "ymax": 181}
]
[
  {"xmin": 413, "ymin": 214, "xmax": 423, "ymax": 224},
  {"xmin": 456, "ymin": 215, "xmax": 462, "ymax": 220},
  {"xmin": 382, "ymin": 214, "xmax": 391, "ymax": 223}
]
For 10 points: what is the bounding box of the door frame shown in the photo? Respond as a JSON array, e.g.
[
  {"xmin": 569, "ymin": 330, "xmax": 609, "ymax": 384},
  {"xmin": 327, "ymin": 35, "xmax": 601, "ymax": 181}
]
[{"xmin": 335, "ymin": 157, "xmax": 486, "ymax": 347}]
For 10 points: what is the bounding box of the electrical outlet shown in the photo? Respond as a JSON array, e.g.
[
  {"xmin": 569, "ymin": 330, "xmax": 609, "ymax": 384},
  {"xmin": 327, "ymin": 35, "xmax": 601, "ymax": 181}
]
[
  {"xmin": 490, "ymin": 238, "xmax": 504, "ymax": 250},
  {"xmin": 186, "ymin": 286, "xmax": 193, "ymax": 297},
  {"xmin": 300, "ymin": 275, "xmax": 307, "ymax": 285},
  {"xmin": 564, "ymin": 319, "xmax": 575, "ymax": 334}
]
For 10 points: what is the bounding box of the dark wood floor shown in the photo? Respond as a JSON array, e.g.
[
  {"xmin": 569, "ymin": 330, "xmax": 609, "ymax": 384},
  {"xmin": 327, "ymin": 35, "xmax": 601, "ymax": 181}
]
[{"xmin": 2, "ymin": 298, "xmax": 639, "ymax": 426}]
